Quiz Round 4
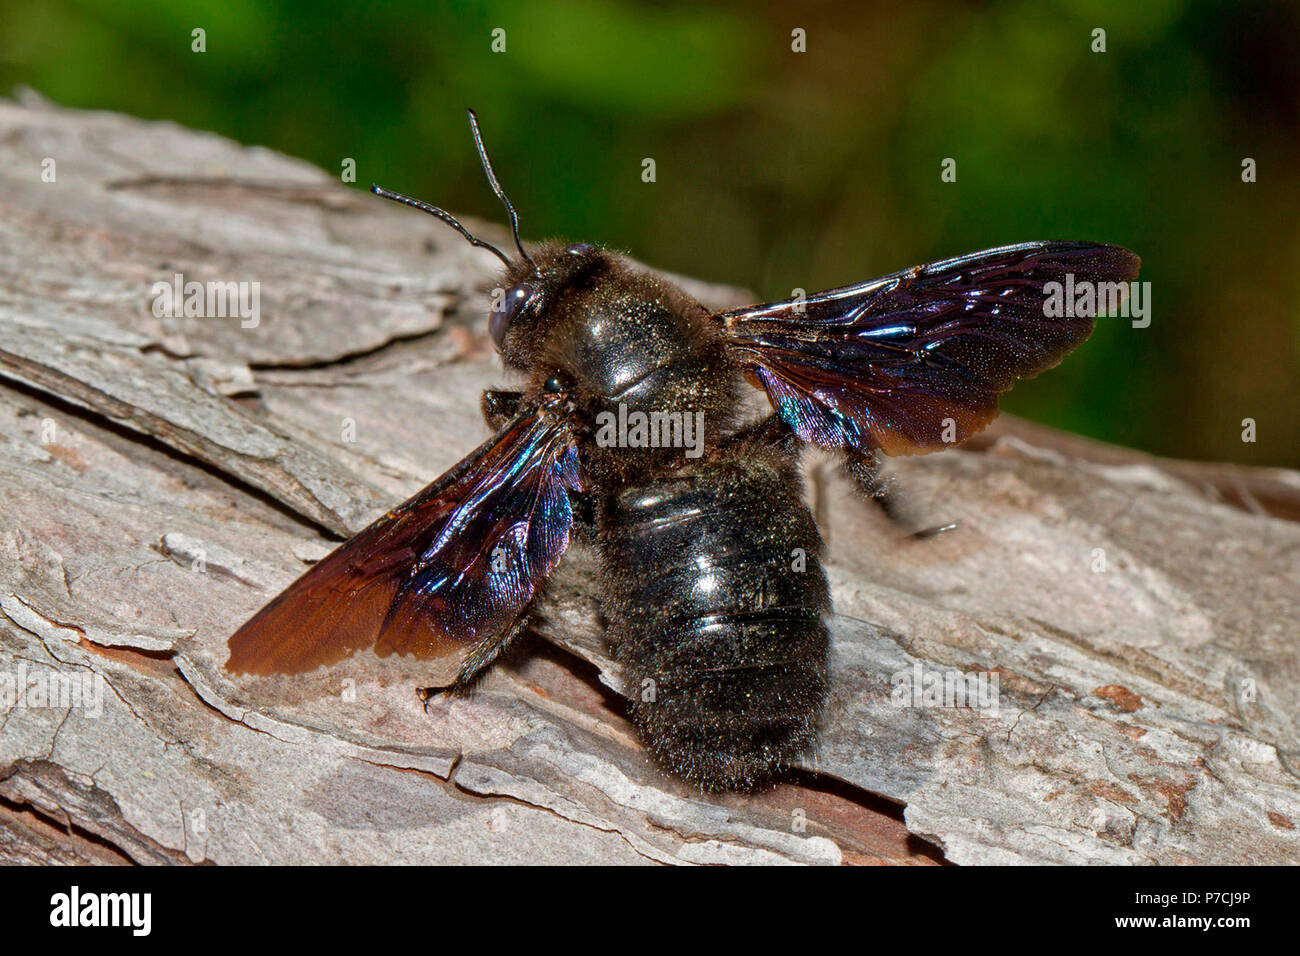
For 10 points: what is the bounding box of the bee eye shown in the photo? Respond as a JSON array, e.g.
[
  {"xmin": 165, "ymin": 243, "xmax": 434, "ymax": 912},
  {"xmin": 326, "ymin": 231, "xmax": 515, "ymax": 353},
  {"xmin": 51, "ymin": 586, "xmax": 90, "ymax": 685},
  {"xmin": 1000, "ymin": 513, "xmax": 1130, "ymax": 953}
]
[
  {"xmin": 491, "ymin": 282, "xmax": 535, "ymax": 350},
  {"xmin": 566, "ymin": 243, "xmax": 595, "ymax": 255}
]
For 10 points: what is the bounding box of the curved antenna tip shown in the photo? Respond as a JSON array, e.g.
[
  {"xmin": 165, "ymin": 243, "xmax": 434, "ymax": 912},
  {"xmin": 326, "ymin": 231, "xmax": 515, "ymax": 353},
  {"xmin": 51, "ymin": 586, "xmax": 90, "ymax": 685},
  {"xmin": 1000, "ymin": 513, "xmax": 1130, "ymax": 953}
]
[
  {"xmin": 465, "ymin": 110, "xmax": 536, "ymax": 273},
  {"xmin": 369, "ymin": 182, "xmax": 513, "ymax": 269}
]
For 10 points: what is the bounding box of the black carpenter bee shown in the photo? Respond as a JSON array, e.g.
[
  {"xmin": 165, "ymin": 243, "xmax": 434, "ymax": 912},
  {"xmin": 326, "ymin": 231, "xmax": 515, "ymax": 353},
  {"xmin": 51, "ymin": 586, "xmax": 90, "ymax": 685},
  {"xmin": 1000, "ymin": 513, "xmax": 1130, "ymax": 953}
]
[{"xmin": 227, "ymin": 110, "xmax": 1140, "ymax": 790}]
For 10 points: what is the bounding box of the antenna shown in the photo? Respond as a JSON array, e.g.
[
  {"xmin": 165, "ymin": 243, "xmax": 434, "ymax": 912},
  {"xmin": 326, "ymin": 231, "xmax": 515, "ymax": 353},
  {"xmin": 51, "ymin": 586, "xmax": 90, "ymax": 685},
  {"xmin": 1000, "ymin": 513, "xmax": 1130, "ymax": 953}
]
[
  {"xmin": 466, "ymin": 108, "xmax": 536, "ymax": 272},
  {"xmin": 368, "ymin": 184, "xmax": 512, "ymax": 269}
]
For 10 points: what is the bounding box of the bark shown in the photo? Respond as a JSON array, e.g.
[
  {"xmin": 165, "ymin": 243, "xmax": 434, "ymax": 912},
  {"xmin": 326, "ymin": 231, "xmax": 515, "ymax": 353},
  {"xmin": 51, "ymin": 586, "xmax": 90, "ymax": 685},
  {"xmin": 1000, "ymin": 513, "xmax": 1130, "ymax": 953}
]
[{"xmin": 1, "ymin": 91, "xmax": 1297, "ymax": 865}]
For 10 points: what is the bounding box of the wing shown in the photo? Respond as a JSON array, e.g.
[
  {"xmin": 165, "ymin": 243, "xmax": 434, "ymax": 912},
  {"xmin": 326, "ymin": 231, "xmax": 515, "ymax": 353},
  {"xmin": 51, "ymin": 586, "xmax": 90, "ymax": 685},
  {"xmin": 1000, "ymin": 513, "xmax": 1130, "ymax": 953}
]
[
  {"xmin": 719, "ymin": 241, "xmax": 1141, "ymax": 456},
  {"xmin": 225, "ymin": 393, "xmax": 582, "ymax": 675}
]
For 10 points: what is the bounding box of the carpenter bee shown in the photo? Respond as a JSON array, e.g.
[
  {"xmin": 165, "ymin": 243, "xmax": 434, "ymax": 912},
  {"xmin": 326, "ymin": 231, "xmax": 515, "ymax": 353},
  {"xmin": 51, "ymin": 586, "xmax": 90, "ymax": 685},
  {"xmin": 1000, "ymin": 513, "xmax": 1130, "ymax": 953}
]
[{"xmin": 227, "ymin": 110, "xmax": 1140, "ymax": 791}]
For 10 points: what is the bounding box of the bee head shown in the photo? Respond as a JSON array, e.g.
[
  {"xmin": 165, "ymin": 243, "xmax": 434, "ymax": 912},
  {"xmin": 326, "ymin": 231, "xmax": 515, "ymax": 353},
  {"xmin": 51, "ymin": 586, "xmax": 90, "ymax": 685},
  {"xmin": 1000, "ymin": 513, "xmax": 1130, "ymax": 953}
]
[
  {"xmin": 371, "ymin": 107, "xmax": 553, "ymax": 364},
  {"xmin": 369, "ymin": 111, "xmax": 646, "ymax": 384},
  {"xmin": 489, "ymin": 241, "xmax": 616, "ymax": 369}
]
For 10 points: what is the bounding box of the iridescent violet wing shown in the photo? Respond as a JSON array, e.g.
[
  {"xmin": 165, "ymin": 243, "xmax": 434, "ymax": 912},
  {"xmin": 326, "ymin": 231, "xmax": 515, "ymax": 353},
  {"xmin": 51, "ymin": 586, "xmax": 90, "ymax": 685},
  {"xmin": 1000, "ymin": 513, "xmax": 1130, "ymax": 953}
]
[
  {"xmin": 226, "ymin": 393, "xmax": 582, "ymax": 675},
  {"xmin": 719, "ymin": 241, "xmax": 1140, "ymax": 456}
]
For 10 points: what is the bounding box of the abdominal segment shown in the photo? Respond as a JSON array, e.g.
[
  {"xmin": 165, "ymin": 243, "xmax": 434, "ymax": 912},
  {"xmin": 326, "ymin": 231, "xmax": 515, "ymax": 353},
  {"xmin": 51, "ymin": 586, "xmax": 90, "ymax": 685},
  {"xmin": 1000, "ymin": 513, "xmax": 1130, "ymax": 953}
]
[{"xmin": 597, "ymin": 449, "xmax": 830, "ymax": 790}]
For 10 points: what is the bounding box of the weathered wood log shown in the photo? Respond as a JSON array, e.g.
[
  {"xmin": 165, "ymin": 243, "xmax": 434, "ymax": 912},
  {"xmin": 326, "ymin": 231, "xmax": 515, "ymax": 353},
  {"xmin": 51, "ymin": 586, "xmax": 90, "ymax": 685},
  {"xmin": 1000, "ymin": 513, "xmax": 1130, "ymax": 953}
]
[{"xmin": 1, "ymin": 91, "xmax": 1297, "ymax": 865}]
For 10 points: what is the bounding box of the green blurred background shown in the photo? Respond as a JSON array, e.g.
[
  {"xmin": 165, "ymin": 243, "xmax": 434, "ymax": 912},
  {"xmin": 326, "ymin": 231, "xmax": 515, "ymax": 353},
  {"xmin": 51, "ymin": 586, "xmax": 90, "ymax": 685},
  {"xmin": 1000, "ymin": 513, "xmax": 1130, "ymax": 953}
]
[{"xmin": 2, "ymin": 0, "xmax": 1296, "ymax": 466}]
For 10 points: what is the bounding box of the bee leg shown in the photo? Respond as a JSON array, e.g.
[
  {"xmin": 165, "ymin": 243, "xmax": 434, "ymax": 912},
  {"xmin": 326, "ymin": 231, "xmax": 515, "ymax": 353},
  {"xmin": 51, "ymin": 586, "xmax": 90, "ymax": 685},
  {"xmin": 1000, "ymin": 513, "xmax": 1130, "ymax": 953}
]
[
  {"xmin": 842, "ymin": 448, "xmax": 903, "ymax": 518},
  {"xmin": 842, "ymin": 448, "xmax": 957, "ymax": 540},
  {"xmin": 567, "ymin": 488, "xmax": 599, "ymax": 546},
  {"xmin": 417, "ymin": 618, "xmax": 530, "ymax": 704},
  {"xmin": 483, "ymin": 388, "xmax": 598, "ymax": 539},
  {"xmin": 729, "ymin": 412, "xmax": 801, "ymax": 458},
  {"xmin": 481, "ymin": 389, "xmax": 525, "ymax": 429}
]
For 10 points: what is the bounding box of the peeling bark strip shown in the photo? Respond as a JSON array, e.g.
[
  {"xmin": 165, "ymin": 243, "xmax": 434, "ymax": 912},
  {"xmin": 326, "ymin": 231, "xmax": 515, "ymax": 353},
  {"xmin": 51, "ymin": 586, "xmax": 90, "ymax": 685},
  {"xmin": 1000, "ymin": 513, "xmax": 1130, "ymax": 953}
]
[{"xmin": 1, "ymin": 93, "xmax": 1298, "ymax": 865}]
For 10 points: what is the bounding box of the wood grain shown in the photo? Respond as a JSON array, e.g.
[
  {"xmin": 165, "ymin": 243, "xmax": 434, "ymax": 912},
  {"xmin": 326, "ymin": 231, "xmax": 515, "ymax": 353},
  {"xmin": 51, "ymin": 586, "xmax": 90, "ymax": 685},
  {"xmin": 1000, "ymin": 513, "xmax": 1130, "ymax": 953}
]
[{"xmin": 1, "ymin": 92, "xmax": 1296, "ymax": 864}]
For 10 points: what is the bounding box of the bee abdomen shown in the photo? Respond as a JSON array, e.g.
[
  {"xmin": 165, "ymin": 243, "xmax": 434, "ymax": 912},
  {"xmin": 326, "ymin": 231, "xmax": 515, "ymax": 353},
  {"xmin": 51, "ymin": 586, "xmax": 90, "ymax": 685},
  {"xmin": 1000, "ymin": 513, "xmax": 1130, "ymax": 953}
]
[{"xmin": 598, "ymin": 450, "xmax": 830, "ymax": 791}]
